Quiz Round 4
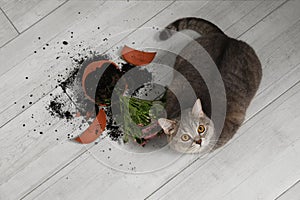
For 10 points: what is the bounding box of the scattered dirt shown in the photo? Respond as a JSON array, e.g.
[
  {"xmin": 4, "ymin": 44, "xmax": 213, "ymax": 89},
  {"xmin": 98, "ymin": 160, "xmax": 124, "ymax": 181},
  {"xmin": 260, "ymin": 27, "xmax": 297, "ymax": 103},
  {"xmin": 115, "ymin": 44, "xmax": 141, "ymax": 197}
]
[{"xmin": 46, "ymin": 50, "xmax": 153, "ymax": 142}]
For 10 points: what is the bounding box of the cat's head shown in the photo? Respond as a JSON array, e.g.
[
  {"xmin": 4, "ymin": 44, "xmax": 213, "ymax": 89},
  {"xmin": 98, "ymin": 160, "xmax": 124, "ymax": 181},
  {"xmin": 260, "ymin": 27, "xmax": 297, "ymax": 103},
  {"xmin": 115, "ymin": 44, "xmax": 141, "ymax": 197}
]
[{"xmin": 158, "ymin": 99, "xmax": 215, "ymax": 153}]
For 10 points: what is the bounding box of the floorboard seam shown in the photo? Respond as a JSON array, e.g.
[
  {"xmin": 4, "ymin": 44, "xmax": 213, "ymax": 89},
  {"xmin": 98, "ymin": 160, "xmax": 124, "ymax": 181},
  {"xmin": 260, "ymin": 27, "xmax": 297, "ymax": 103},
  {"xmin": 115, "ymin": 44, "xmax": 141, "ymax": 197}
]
[
  {"xmin": 0, "ymin": 0, "xmax": 70, "ymax": 49},
  {"xmin": 224, "ymin": 1, "xmax": 263, "ymax": 33},
  {"xmin": 255, "ymin": 62, "xmax": 300, "ymax": 97},
  {"xmin": 0, "ymin": 7, "xmax": 20, "ymax": 34},
  {"xmin": 0, "ymin": 88, "xmax": 53, "ymax": 129},
  {"xmin": 0, "ymin": 0, "xmax": 108, "ymax": 79},
  {"xmin": 236, "ymin": 0, "xmax": 290, "ymax": 39},
  {"xmin": 20, "ymin": 147, "xmax": 92, "ymax": 200},
  {"xmin": 274, "ymin": 179, "xmax": 300, "ymax": 200},
  {"xmin": 19, "ymin": 0, "xmax": 70, "ymax": 35}
]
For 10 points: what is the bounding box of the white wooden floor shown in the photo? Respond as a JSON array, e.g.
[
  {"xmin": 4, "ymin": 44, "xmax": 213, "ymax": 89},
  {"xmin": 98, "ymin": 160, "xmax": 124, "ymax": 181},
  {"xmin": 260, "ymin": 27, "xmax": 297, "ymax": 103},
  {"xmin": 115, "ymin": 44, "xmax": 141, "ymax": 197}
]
[{"xmin": 1, "ymin": 1, "xmax": 300, "ymax": 199}]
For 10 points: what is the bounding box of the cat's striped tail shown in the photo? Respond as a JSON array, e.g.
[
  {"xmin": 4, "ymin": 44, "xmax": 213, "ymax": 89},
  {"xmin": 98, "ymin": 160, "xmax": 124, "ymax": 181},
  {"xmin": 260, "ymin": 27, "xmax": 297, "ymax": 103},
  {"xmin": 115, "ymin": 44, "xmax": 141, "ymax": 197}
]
[{"xmin": 159, "ymin": 17, "xmax": 224, "ymax": 40}]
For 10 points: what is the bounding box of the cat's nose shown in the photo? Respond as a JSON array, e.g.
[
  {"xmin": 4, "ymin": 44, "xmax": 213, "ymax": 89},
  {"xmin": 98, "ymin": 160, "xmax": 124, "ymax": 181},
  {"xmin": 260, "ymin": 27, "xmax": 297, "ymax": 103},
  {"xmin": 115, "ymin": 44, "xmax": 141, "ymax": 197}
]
[
  {"xmin": 195, "ymin": 139, "xmax": 202, "ymax": 146},
  {"xmin": 194, "ymin": 136, "xmax": 202, "ymax": 146}
]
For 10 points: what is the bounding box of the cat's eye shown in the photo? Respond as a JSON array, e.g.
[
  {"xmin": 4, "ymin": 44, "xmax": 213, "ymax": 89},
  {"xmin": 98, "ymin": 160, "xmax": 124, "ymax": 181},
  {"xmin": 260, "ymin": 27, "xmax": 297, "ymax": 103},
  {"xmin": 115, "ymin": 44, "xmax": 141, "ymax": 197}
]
[
  {"xmin": 197, "ymin": 125, "xmax": 205, "ymax": 134},
  {"xmin": 181, "ymin": 134, "xmax": 191, "ymax": 141}
]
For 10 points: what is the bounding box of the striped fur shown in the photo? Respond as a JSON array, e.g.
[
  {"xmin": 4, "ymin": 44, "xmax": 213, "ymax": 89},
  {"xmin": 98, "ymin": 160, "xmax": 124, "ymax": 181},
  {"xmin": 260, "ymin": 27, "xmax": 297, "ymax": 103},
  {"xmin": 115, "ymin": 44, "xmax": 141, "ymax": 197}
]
[{"xmin": 159, "ymin": 18, "xmax": 262, "ymax": 151}]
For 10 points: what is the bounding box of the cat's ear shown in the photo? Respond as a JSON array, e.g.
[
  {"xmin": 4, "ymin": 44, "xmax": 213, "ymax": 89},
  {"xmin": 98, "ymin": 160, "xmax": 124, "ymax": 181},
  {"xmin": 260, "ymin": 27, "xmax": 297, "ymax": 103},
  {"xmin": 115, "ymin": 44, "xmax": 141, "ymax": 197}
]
[
  {"xmin": 192, "ymin": 99, "xmax": 204, "ymax": 118},
  {"xmin": 158, "ymin": 118, "xmax": 176, "ymax": 135}
]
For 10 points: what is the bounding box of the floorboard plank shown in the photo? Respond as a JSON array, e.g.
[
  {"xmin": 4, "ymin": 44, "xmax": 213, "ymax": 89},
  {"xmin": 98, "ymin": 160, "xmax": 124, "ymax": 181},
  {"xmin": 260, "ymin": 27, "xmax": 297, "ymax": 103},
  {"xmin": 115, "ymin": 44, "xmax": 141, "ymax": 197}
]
[
  {"xmin": 0, "ymin": 9, "xmax": 18, "ymax": 47},
  {"xmin": 0, "ymin": 0, "xmax": 67, "ymax": 33}
]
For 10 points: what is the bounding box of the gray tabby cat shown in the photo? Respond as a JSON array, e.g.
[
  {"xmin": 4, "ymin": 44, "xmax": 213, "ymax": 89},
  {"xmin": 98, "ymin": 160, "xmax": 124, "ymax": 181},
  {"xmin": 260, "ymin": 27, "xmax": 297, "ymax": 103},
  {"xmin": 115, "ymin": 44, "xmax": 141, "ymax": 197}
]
[{"xmin": 157, "ymin": 17, "xmax": 262, "ymax": 153}]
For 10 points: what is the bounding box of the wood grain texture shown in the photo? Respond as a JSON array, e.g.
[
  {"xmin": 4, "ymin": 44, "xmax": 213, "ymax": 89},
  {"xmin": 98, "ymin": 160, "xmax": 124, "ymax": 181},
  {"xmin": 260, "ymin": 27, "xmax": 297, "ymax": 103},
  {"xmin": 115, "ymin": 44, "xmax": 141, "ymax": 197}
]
[
  {"xmin": 4, "ymin": 1, "xmax": 296, "ymax": 200},
  {"xmin": 1, "ymin": 0, "xmax": 299, "ymax": 199},
  {"xmin": 0, "ymin": 0, "xmax": 67, "ymax": 32},
  {"xmin": 0, "ymin": 9, "xmax": 18, "ymax": 46}
]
